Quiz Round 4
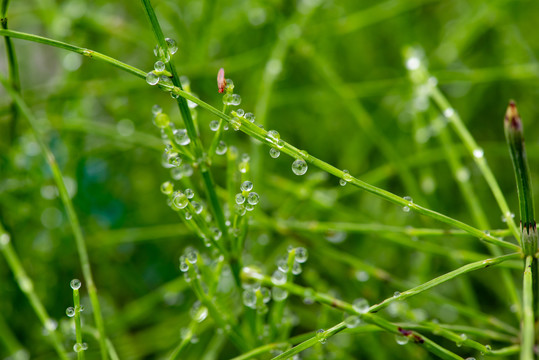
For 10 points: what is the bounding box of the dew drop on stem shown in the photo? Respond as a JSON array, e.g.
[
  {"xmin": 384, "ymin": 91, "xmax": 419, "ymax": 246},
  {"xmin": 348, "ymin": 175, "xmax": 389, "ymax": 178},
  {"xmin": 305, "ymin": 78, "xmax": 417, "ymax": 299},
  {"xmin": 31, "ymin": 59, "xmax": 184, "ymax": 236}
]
[{"xmin": 292, "ymin": 159, "xmax": 308, "ymax": 175}]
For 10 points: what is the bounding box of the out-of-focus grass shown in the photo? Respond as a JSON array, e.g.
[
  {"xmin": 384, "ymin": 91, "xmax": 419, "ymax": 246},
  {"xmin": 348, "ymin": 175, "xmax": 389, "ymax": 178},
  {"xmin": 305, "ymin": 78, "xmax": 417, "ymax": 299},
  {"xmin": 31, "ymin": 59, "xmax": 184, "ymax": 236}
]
[{"xmin": 2, "ymin": 0, "xmax": 539, "ymax": 359}]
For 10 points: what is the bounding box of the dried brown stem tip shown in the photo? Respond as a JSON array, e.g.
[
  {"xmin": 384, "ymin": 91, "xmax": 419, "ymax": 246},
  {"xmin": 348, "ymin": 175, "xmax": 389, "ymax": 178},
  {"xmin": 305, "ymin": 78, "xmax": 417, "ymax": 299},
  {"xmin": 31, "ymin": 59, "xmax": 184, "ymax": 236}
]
[
  {"xmin": 505, "ymin": 100, "xmax": 522, "ymax": 131},
  {"xmin": 217, "ymin": 68, "xmax": 226, "ymax": 93}
]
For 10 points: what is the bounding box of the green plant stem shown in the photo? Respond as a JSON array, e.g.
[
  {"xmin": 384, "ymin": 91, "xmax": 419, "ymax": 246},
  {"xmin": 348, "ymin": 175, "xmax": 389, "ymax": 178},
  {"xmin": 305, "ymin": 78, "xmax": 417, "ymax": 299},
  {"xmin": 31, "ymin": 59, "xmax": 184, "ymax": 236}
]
[
  {"xmin": 438, "ymin": 124, "xmax": 522, "ymax": 319},
  {"xmin": 0, "ymin": 29, "xmax": 522, "ymax": 251},
  {"xmin": 521, "ymin": 255, "xmax": 534, "ymax": 360},
  {"xmin": 0, "ymin": 313, "xmax": 25, "ymax": 359},
  {"xmin": 139, "ymin": 0, "xmax": 230, "ymax": 251},
  {"xmin": 0, "ymin": 223, "xmax": 69, "ymax": 360},
  {"xmin": 1, "ymin": 0, "xmax": 21, "ymax": 144},
  {"xmin": 73, "ymin": 287, "xmax": 85, "ymax": 360},
  {"xmin": 170, "ymin": 85, "xmax": 520, "ymax": 251},
  {"xmin": 0, "ymin": 29, "xmax": 146, "ymax": 78},
  {"xmin": 0, "ymin": 76, "xmax": 109, "ymax": 360},
  {"xmin": 429, "ymin": 86, "xmax": 521, "ymax": 242}
]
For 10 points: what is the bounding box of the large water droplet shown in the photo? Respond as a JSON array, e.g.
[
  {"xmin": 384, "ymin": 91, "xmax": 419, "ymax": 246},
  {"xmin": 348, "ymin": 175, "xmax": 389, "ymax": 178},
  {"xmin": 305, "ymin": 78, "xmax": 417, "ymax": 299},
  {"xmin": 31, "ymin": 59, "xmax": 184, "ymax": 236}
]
[
  {"xmin": 174, "ymin": 129, "xmax": 191, "ymax": 146},
  {"xmin": 292, "ymin": 159, "xmax": 308, "ymax": 175},
  {"xmin": 269, "ymin": 148, "xmax": 280, "ymax": 158},
  {"xmin": 70, "ymin": 279, "xmax": 81, "ymax": 290},
  {"xmin": 272, "ymin": 286, "xmax": 288, "ymax": 301},
  {"xmin": 241, "ymin": 181, "xmax": 253, "ymax": 192},
  {"xmin": 242, "ymin": 290, "xmax": 257, "ymax": 309},
  {"xmin": 216, "ymin": 141, "xmax": 228, "ymax": 155},
  {"xmin": 271, "ymin": 270, "xmax": 286, "ymax": 285},
  {"xmin": 173, "ymin": 192, "xmax": 189, "ymax": 209},
  {"xmin": 473, "ymin": 148, "xmax": 484, "ymax": 159},
  {"xmin": 395, "ymin": 335, "xmax": 409, "ymax": 345},
  {"xmin": 165, "ymin": 37, "xmax": 178, "ymax": 55},
  {"xmin": 146, "ymin": 71, "xmax": 159, "ymax": 85},
  {"xmin": 247, "ymin": 192, "xmax": 260, "ymax": 205},
  {"xmin": 295, "ymin": 247, "xmax": 308, "ymax": 263},
  {"xmin": 352, "ymin": 298, "xmax": 369, "ymax": 314},
  {"xmin": 209, "ymin": 120, "xmax": 220, "ymax": 131},
  {"xmin": 66, "ymin": 307, "xmax": 75, "ymax": 317}
]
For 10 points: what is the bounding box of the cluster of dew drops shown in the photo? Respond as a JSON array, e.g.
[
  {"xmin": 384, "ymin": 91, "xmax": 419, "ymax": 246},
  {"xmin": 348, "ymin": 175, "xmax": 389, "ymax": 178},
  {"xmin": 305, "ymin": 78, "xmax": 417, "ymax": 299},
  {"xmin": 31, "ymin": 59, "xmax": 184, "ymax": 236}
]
[{"xmin": 145, "ymin": 37, "xmax": 178, "ymax": 87}]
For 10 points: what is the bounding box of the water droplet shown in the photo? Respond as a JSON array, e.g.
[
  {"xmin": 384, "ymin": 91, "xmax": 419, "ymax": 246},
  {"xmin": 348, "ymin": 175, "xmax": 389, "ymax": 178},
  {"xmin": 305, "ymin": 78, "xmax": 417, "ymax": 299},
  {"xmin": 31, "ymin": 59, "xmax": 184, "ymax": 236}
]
[
  {"xmin": 260, "ymin": 287, "xmax": 271, "ymax": 303},
  {"xmin": 146, "ymin": 71, "xmax": 159, "ymax": 85},
  {"xmin": 153, "ymin": 112, "xmax": 170, "ymax": 129},
  {"xmin": 395, "ymin": 335, "xmax": 409, "ymax": 345},
  {"xmin": 230, "ymin": 116, "xmax": 242, "ymax": 131},
  {"xmin": 266, "ymin": 130, "xmax": 280, "ymax": 144},
  {"xmin": 292, "ymin": 159, "xmax": 308, "ymax": 175},
  {"xmin": 73, "ymin": 343, "xmax": 84, "ymax": 353},
  {"xmin": 231, "ymin": 94, "xmax": 242, "ymax": 106},
  {"xmin": 402, "ymin": 196, "xmax": 413, "ymax": 213},
  {"xmin": 44, "ymin": 318, "xmax": 58, "ymax": 332},
  {"xmin": 344, "ymin": 315, "xmax": 360, "ymax": 328},
  {"xmin": 269, "ymin": 148, "xmax": 280, "ymax": 158},
  {"xmin": 473, "ymin": 148, "xmax": 484, "ymax": 159},
  {"xmin": 234, "ymin": 204, "xmax": 246, "ymax": 216},
  {"xmin": 443, "ymin": 108, "xmax": 454, "ymax": 118},
  {"xmin": 185, "ymin": 212, "xmax": 192, "ymax": 220},
  {"xmin": 303, "ymin": 288, "xmax": 315, "ymax": 305},
  {"xmin": 245, "ymin": 112, "xmax": 255, "ymax": 122},
  {"xmin": 165, "ymin": 37, "xmax": 178, "ymax": 55},
  {"xmin": 70, "ymin": 279, "xmax": 81, "ymax": 290},
  {"xmin": 271, "ymin": 270, "xmax": 286, "ymax": 285},
  {"xmin": 247, "ymin": 192, "xmax": 259, "ymax": 205},
  {"xmin": 276, "ymin": 140, "xmax": 285, "ymax": 149},
  {"xmin": 235, "ymin": 193, "xmax": 245, "ymax": 205},
  {"xmin": 241, "ymin": 181, "xmax": 253, "ymax": 192},
  {"xmin": 179, "ymin": 256, "xmax": 189, "ymax": 272},
  {"xmin": 405, "ymin": 56, "xmax": 420, "ymax": 70},
  {"xmin": 160, "ymin": 181, "xmax": 174, "ymax": 195},
  {"xmin": 212, "ymin": 228, "xmax": 222, "ymax": 240},
  {"xmin": 0, "ymin": 234, "xmax": 10, "ymax": 248},
  {"xmin": 209, "ymin": 120, "xmax": 220, "ymax": 131},
  {"xmin": 216, "ymin": 141, "xmax": 228, "ymax": 155},
  {"xmin": 352, "ymin": 298, "xmax": 369, "ymax": 314},
  {"xmin": 245, "ymin": 203, "xmax": 254, "ymax": 211},
  {"xmin": 316, "ymin": 329, "xmax": 327, "ymax": 344},
  {"xmin": 236, "ymin": 108, "xmax": 245, "ymax": 117},
  {"xmin": 192, "ymin": 201, "xmax": 203, "ymax": 214},
  {"xmin": 190, "ymin": 301, "xmax": 208, "ymax": 322},
  {"xmin": 66, "ymin": 307, "xmax": 75, "ymax": 317},
  {"xmin": 355, "ymin": 271, "xmax": 369, "ymax": 282},
  {"xmin": 173, "ymin": 192, "xmax": 189, "ymax": 209},
  {"xmin": 501, "ymin": 212, "xmax": 515, "ymax": 223},
  {"xmin": 277, "ymin": 257, "xmax": 288, "ymax": 272},
  {"xmin": 339, "ymin": 179, "xmax": 347, "ymax": 186},
  {"xmin": 393, "ymin": 291, "xmax": 401, "ymax": 298},
  {"xmin": 295, "ymin": 247, "xmax": 308, "ymax": 263},
  {"xmin": 159, "ymin": 75, "xmax": 173, "ymax": 87},
  {"xmin": 272, "ymin": 286, "xmax": 288, "ymax": 301},
  {"xmin": 242, "ymin": 290, "xmax": 257, "ymax": 308},
  {"xmin": 152, "ymin": 104, "xmax": 162, "ymax": 115},
  {"xmin": 325, "ymin": 231, "xmax": 347, "ymax": 244},
  {"xmin": 174, "ymin": 129, "xmax": 191, "ymax": 146},
  {"xmin": 185, "ymin": 189, "xmax": 194, "ymax": 199},
  {"xmin": 291, "ymin": 262, "xmax": 302, "ymax": 275},
  {"xmin": 239, "ymin": 161, "xmax": 249, "ymax": 173},
  {"xmin": 154, "ymin": 60, "xmax": 165, "ymax": 72},
  {"xmin": 222, "ymin": 93, "xmax": 234, "ymax": 105},
  {"xmin": 342, "ymin": 170, "xmax": 353, "ymax": 182}
]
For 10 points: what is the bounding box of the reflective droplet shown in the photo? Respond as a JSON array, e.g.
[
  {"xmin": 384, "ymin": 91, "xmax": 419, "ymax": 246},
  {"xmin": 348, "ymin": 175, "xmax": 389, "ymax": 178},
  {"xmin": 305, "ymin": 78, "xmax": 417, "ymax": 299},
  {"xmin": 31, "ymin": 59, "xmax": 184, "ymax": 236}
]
[
  {"xmin": 245, "ymin": 112, "xmax": 255, "ymax": 122},
  {"xmin": 179, "ymin": 256, "xmax": 189, "ymax": 272},
  {"xmin": 73, "ymin": 343, "xmax": 84, "ymax": 353},
  {"xmin": 236, "ymin": 108, "xmax": 245, "ymax": 117},
  {"xmin": 146, "ymin": 71, "xmax": 159, "ymax": 85},
  {"xmin": 241, "ymin": 181, "xmax": 253, "ymax": 192},
  {"xmin": 153, "ymin": 113, "xmax": 170, "ymax": 128},
  {"xmin": 165, "ymin": 37, "xmax": 178, "ymax": 55},
  {"xmin": 277, "ymin": 257, "xmax": 288, "ymax": 272},
  {"xmin": 190, "ymin": 301, "xmax": 209, "ymax": 322},
  {"xmin": 152, "ymin": 104, "xmax": 163, "ymax": 115},
  {"xmin": 230, "ymin": 116, "xmax": 241, "ymax": 131},
  {"xmin": 216, "ymin": 141, "xmax": 228, "ymax": 155},
  {"xmin": 269, "ymin": 148, "xmax": 280, "ymax": 158},
  {"xmin": 247, "ymin": 192, "xmax": 259, "ymax": 205},
  {"xmin": 271, "ymin": 270, "xmax": 286, "ymax": 285},
  {"xmin": 352, "ymin": 298, "xmax": 369, "ymax": 314},
  {"xmin": 235, "ymin": 193, "xmax": 245, "ymax": 205},
  {"xmin": 316, "ymin": 329, "xmax": 327, "ymax": 344},
  {"xmin": 473, "ymin": 148, "xmax": 484, "ymax": 159},
  {"xmin": 185, "ymin": 212, "xmax": 192, "ymax": 220},
  {"xmin": 402, "ymin": 196, "xmax": 413, "ymax": 213},
  {"xmin": 325, "ymin": 231, "xmax": 346, "ymax": 244},
  {"xmin": 70, "ymin": 279, "xmax": 81, "ymax": 290},
  {"xmin": 291, "ymin": 262, "xmax": 302, "ymax": 275},
  {"xmin": 154, "ymin": 60, "xmax": 165, "ymax": 72},
  {"xmin": 272, "ymin": 286, "xmax": 288, "ymax": 301},
  {"xmin": 295, "ymin": 247, "xmax": 308, "ymax": 263},
  {"xmin": 192, "ymin": 201, "xmax": 203, "ymax": 214},
  {"xmin": 239, "ymin": 161, "xmax": 249, "ymax": 173},
  {"xmin": 174, "ymin": 129, "xmax": 191, "ymax": 146},
  {"xmin": 173, "ymin": 192, "xmax": 189, "ymax": 209},
  {"xmin": 405, "ymin": 56, "xmax": 420, "ymax": 70},
  {"xmin": 231, "ymin": 94, "xmax": 242, "ymax": 106},
  {"xmin": 344, "ymin": 315, "xmax": 360, "ymax": 328},
  {"xmin": 355, "ymin": 271, "xmax": 369, "ymax": 282},
  {"xmin": 242, "ymin": 290, "xmax": 257, "ymax": 309},
  {"xmin": 443, "ymin": 108, "xmax": 454, "ymax": 118},
  {"xmin": 209, "ymin": 120, "xmax": 220, "ymax": 131},
  {"xmin": 66, "ymin": 307, "xmax": 75, "ymax": 317},
  {"xmin": 185, "ymin": 189, "xmax": 194, "ymax": 199},
  {"xmin": 292, "ymin": 159, "xmax": 308, "ymax": 175},
  {"xmin": 393, "ymin": 291, "xmax": 401, "ymax": 297},
  {"xmin": 161, "ymin": 181, "xmax": 174, "ymax": 195},
  {"xmin": 234, "ymin": 204, "xmax": 246, "ymax": 216},
  {"xmin": 395, "ymin": 335, "xmax": 409, "ymax": 345}
]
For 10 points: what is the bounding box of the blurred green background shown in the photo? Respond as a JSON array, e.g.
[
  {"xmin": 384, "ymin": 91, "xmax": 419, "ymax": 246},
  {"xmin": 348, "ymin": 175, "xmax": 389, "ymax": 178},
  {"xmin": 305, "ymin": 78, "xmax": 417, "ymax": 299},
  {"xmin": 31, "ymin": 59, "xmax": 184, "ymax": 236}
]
[{"xmin": 2, "ymin": 0, "xmax": 539, "ymax": 359}]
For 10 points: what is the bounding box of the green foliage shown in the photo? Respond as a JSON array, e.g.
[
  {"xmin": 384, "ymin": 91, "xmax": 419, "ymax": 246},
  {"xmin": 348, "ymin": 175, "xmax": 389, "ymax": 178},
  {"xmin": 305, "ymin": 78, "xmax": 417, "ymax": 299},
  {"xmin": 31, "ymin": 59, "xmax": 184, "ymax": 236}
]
[{"xmin": 2, "ymin": 0, "xmax": 539, "ymax": 359}]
